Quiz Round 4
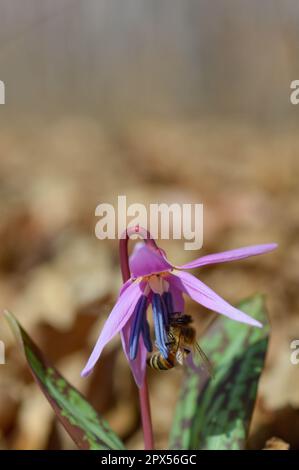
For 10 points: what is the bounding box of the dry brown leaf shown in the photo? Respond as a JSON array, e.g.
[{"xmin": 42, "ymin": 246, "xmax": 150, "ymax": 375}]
[{"xmin": 263, "ymin": 436, "xmax": 290, "ymax": 450}]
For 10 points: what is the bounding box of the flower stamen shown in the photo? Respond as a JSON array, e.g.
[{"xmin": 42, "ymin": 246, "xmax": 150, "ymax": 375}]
[{"xmin": 129, "ymin": 295, "xmax": 148, "ymax": 360}]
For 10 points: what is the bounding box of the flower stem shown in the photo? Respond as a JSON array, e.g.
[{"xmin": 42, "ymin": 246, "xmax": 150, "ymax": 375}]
[
  {"xmin": 119, "ymin": 226, "xmax": 155, "ymax": 450},
  {"xmin": 138, "ymin": 375, "xmax": 154, "ymax": 450}
]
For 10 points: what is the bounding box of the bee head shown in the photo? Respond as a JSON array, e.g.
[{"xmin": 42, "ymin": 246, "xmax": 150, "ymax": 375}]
[{"xmin": 169, "ymin": 313, "xmax": 193, "ymax": 326}]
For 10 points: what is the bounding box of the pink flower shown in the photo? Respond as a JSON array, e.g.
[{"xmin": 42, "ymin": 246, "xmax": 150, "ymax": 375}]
[{"xmin": 81, "ymin": 241, "xmax": 277, "ymax": 387}]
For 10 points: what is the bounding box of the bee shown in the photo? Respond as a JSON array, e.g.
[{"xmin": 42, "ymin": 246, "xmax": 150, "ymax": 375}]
[{"xmin": 147, "ymin": 313, "xmax": 213, "ymax": 375}]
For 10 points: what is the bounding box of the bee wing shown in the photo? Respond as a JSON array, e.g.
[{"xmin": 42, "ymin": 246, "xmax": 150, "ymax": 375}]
[
  {"xmin": 175, "ymin": 349, "xmax": 185, "ymax": 365},
  {"xmin": 194, "ymin": 343, "xmax": 214, "ymax": 377}
]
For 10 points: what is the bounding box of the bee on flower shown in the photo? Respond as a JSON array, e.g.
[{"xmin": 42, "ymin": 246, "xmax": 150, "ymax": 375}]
[{"xmin": 81, "ymin": 231, "xmax": 277, "ymax": 387}]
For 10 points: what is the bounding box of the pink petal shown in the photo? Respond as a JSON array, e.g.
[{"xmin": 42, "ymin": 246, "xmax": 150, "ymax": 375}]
[
  {"xmin": 171, "ymin": 270, "xmax": 262, "ymax": 328},
  {"xmin": 129, "ymin": 243, "xmax": 172, "ymax": 278},
  {"xmin": 119, "ymin": 278, "xmax": 135, "ymax": 296},
  {"xmin": 178, "ymin": 243, "xmax": 278, "ymax": 270},
  {"xmin": 81, "ymin": 280, "xmax": 143, "ymax": 377},
  {"xmin": 167, "ymin": 281, "xmax": 185, "ymax": 312},
  {"xmin": 121, "ymin": 321, "xmax": 147, "ymax": 388}
]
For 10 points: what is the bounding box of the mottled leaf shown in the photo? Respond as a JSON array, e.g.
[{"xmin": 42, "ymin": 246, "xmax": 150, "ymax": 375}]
[
  {"xmin": 4, "ymin": 310, "xmax": 126, "ymax": 450},
  {"xmin": 169, "ymin": 294, "xmax": 269, "ymax": 450}
]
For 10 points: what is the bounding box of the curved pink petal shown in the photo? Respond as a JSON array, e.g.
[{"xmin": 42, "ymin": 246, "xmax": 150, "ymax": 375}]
[
  {"xmin": 167, "ymin": 281, "xmax": 185, "ymax": 312},
  {"xmin": 81, "ymin": 280, "xmax": 143, "ymax": 377},
  {"xmin": 178, "ymin": 243, "xmax": 277, "ymax": 270},
  {"xmin": 119, "ymin": 278, "xmax": 135, "ymax": 296},
  {"xmin": 129, "ymin": 242, "xmax": 172, "ymax": 278},
  {"xmin": 121, "ymin": 321, "xmax": 147, "ymax": 388},
  {"xmin": 170, "ymin": 270, "xmax": 262, "ymax": 328}
]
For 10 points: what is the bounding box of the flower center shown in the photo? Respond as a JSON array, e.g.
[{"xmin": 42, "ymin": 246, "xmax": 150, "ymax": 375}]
[{"xmin": 143, "ymin": 273, "xmax": 170, "ymax": 295}]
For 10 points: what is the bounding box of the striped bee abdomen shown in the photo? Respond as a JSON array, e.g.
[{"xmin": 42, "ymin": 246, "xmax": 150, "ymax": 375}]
[{"xmin": 147, "ymin": 352, "xmax": 175, "ymax": 370}]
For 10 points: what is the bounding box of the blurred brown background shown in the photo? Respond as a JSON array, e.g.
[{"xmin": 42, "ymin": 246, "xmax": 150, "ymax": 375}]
[{"xmin": 0, "ymin": 0, "xmax": 299, "ymax": 450}]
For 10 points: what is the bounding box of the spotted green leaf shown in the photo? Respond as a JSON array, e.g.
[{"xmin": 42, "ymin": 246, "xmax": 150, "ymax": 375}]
[
  {"xmin": 4, "ymin": 310, "xmax": 126, "ymax": 450},
  {"xmin": 169, "ymin": 294, "xmax": 269, "ymax": 450}
]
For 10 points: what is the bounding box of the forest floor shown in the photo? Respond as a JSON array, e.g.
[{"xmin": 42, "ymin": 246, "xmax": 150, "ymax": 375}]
[{"xmin": 0, "ymin": 117, "xmax": 298, "ymax": 449}]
